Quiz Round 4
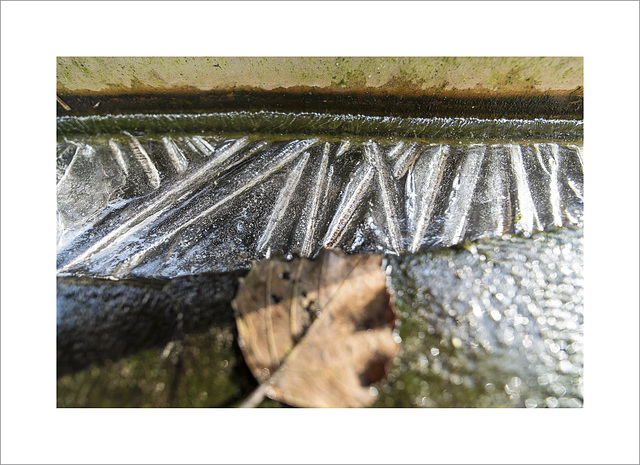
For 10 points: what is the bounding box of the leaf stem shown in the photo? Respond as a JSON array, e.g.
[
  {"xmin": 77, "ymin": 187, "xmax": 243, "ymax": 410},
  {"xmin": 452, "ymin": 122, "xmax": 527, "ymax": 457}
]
[{"xmin": 237, "ymin": 383, "xmax": 270, "ymax": 408}]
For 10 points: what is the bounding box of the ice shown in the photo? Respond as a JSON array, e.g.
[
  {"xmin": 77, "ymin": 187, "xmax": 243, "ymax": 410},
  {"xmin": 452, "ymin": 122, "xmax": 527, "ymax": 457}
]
[
  {"xmin": 56, "ymin": 117, "xmax": 583, "ymax": 279},
  {"xmin": 57, "ymin": 143, "xmax": 126, "ymax": 246}
]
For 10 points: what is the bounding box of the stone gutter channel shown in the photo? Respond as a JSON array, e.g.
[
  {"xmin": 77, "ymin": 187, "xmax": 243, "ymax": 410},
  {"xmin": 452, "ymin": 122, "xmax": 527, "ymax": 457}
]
[{"xmin": 57, "ymin": 58, "xmax": 583, "ymax": 407}]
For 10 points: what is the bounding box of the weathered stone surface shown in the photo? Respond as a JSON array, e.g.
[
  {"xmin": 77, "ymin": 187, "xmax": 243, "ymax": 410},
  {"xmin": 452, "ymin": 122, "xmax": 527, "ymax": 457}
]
[
  {"xmin": 57, "ymin": 57, "xmax": 583, "ymax": 96},
  {"xmin": 57, "ymin": 271, "xmax": 243, "ymax": 376},
  {"xmin": 57, "ymin": 324, "xmax": 252, "ymax": 408}
]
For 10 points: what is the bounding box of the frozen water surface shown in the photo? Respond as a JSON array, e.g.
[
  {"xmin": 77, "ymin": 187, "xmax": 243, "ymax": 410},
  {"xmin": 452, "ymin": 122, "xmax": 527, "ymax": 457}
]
[
  {"xmin": 56, "ymin": 112, "xmax": 584, "ymax": 407},
  {"xmin": 57, "ymin": 113, "xmax": 583, "ymax": 279}
]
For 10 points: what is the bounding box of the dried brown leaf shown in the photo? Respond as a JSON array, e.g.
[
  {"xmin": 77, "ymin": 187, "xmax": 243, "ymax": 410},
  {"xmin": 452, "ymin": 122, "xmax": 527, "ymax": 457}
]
[{"xmin": 232, "ymin": 249, "xmax": 398, "ymax": 407}]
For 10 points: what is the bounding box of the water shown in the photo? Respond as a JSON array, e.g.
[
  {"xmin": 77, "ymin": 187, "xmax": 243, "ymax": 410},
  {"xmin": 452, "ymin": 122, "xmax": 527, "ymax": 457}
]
[
  {"xmin": 56, "ymin": 112, "xmax": 585, "ymax": 407},
  {"xmin": 56, "ymin": 111, "xmax": 584, "ymax": 141},
  {"xmin": 375, "ymin": 226, "xmax": 583, "ymax": 408}
]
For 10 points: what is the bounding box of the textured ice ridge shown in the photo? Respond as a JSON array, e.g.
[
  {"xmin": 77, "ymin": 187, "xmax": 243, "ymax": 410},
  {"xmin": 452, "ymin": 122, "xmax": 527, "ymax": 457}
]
[{"xmin": 57, "ymin": 133, "xmax": 583, "ymax": 278}]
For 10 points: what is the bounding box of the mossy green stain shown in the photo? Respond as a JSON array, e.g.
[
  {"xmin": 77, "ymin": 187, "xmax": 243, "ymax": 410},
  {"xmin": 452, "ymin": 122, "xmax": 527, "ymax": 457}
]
[{"xmin": 57, "ymin": 323, "xmax": 245, "ymax": 408}]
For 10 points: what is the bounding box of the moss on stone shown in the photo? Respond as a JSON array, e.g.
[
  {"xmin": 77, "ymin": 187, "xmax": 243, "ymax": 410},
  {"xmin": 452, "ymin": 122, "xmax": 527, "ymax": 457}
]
[
  {"xmin": 57, "ymin": 323, "xmax": 250, "ymax": 408},
  {"xmin": 57, "ymin": 57, "xmax": 583, "ymax": 97}
]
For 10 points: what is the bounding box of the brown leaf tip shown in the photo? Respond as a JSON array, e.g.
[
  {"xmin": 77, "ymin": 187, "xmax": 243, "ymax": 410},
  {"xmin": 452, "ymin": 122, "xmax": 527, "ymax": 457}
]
[{"xmin": 361, "ymin": 352, "xmax": 394, "ymax": 386}]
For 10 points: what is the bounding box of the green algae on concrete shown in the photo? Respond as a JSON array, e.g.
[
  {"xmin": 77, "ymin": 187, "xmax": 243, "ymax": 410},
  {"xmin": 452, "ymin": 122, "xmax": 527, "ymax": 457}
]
[
  {"xmin": 57, "ymin": 57, "xmax": 583, "ymax": 96},
  {"xmin": 170, "ymin": 327, "xmax": 246, "ymax": 407},
  {"xmin": 57, "ymin": 323, "xmax": 249, "ymax": 408},
  {"xmin": 57, "ymin": 343, "xmax": 178, "ymax": 408}
]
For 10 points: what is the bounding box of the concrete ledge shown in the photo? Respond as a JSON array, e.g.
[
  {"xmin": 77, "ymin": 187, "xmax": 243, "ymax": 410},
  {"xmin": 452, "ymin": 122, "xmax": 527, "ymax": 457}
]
[
  {"xmin": 58, "ymin": 57, "xmax": 583, "ymax": 95},
  {"xmin": 57, "ymin": 57, "xmax": 583, "ymax": 118}
]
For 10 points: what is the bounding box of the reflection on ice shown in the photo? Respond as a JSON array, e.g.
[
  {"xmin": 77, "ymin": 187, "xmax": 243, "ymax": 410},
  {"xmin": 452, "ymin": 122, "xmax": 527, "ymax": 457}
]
[{"xmin": 57, "ymin": 132, "xmax": 583, "ymax": 279}]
